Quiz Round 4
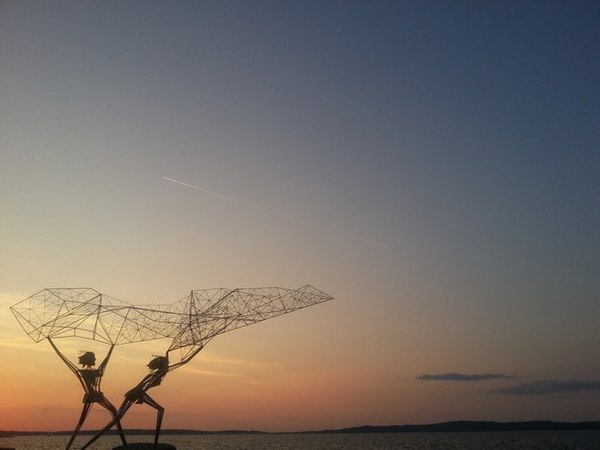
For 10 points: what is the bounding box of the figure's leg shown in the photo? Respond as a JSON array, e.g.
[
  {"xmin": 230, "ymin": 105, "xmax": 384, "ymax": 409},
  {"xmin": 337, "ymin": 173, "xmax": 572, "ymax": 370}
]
[
  {"xmin": 80, "ymin": 399, "xmax": 135, "ymax": 450},
  {"xmin": 155, "ymin": 407, "xmax": 165, "ymax": 448},
  {"xmin": 98, "ymin": 397, "xmax": 127, "ymax": 446},
  {"xmin": 65, "ymin": 402, "xmax": 92, "ymax": 450},
  {"xmin": 140, "ymin": 393, "xmax": 164, "ymax": 449}
]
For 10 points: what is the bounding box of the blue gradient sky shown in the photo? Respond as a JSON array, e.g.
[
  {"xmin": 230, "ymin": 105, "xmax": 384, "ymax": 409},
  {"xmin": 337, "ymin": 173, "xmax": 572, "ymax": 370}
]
[{"xmin": 1, "ymin": 1, "xmax": 599, "ymax": 431}]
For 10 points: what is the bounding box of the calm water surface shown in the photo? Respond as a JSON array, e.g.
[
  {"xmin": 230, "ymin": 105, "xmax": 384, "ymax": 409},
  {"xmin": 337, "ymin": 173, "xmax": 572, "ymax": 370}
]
[{"xmin": 2, "ymin": 431, "xmax": 600, "ymax": 450}]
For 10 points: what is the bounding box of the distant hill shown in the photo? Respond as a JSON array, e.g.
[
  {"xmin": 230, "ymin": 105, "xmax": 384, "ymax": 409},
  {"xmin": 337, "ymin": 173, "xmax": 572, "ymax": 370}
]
[
  {"xmin": 317, "ymin": 420, "xmax": 600, "ymax": 433},
  {"xmin": 2, "ymin": 420, "xmax": 599, "ymax": 437}
]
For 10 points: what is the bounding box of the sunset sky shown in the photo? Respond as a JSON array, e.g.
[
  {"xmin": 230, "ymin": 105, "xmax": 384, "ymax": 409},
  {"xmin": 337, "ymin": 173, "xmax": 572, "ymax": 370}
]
[{"xmin": 1, "ymin": 1, "xmax": 598, "ymax": 433}]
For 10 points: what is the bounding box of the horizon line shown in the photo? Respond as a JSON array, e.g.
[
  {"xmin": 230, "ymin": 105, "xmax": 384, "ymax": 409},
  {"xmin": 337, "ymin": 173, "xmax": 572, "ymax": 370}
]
[{"xmin": 4, "ymin": 419, "xmax": 600, "ymax": 435}]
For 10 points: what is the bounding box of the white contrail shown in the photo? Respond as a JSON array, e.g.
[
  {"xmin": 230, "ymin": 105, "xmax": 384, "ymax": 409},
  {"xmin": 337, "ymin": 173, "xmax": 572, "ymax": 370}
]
[
  {"xmin": 346, "ymin": 233, "xmax": 389, "ymax": 249},
  {"xmin": 162, "ymin": 176, "xmax": 388, "ymax": 249},
  {"xmin": 162, "ymin": 177, "xmax": 278, "ymax": 216}
]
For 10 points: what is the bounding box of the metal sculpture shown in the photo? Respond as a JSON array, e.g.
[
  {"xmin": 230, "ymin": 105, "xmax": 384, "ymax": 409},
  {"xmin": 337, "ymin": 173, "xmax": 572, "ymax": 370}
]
[
  {"xmin": 10, "ymin": 288, "xmax": 177, "ymax": 345},
  {"xmin": 166, "ymin": 285, "xmax": 334, "ymax": 361},
  {"xmin": 47, "ymin": 338, "xmax": 127, "ymax": 449},
  {"xmin": 10, "ymin": 288, "xmax": 174, "ymax": 449},
  {"xmin": 11, "ymin": 285, "xmax": 333, "ymax": 449}
]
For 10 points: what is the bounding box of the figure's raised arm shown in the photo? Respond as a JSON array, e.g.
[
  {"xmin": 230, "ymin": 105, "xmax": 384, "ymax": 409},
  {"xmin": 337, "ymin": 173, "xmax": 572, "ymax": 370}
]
[
  {"xmin": 167, "ymin": 344, "xmax": 204, "ymax": 372},
  {"xmin": 98, "ymin": 343, "xmax": 115, "ymax": 373},
  {"xmin": 47, "ymin": 337, "xmax": 78, "ymax": 375}
]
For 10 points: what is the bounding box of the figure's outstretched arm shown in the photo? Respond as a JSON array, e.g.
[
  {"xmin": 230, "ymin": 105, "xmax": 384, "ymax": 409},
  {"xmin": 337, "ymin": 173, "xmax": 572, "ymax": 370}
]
[
  {"xmin": 47, "ymin": 337, "xmax": 79, "ymax": 375},
  {"xmin": 168, "ymin": 345, "xmax": 204, "ymax": 372},
  {"xmin": 98, "ymin": 343, "xmax": 115, "ymax": 374}
]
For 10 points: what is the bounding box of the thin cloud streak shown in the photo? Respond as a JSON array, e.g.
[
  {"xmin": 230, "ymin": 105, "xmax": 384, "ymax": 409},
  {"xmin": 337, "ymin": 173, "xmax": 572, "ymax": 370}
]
[
  {"xmin": 418, "ymin": 372, "xmax": 514, "ymax": 382},
  {"xmin": 0, "ymin": 338, "xmax": 52, "ymax": 351},
  {"xmin": 489, "ymin": 380, "xmax": 600, "ymax": 395},
  {"xmin": 181, "ymin": 366, "xmax": 245, "ymax": 378},
  {"xmin": 162, "ymin": 176, "xmax": 389, "ymax": 248}
]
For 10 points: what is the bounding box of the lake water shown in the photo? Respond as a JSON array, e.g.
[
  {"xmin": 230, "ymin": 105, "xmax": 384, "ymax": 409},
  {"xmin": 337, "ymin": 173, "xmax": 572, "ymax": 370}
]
[{"xmin": 2, "ymin": 431, "xmax": 600, "ymax": 450}]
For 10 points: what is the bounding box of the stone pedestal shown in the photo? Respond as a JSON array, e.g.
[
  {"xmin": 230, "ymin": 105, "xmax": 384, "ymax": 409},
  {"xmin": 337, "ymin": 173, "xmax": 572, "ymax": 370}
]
[{"xmin": 112, "ymin": 444, "xmax": 176, "ymax": 450}]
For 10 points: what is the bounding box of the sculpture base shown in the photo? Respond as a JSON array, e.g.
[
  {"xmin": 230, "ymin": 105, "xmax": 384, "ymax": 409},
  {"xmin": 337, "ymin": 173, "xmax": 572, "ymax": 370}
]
[{"xmin": 113, "ymin": 444, "xmax": 176, "ymax": 450}]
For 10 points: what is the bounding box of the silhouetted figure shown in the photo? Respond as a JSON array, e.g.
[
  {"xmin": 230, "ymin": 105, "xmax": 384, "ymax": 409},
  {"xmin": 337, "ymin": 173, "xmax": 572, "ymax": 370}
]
[
  {"xmin": 47, "ymin": 338, "xmax": 126, "ymax": 450},
  {"xmin": 81, "ymin": 345, "xmax": 203, "ymax": 450}
]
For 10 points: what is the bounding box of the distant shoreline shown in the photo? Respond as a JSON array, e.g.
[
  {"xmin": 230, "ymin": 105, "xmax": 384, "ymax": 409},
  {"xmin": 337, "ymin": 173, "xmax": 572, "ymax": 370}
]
[{"xmin": 2, "ymin": 420, "xmax": 599, "ymax": 436}]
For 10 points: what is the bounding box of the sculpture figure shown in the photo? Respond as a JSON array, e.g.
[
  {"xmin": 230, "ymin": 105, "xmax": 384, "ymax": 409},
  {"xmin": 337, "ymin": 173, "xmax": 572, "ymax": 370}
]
[{"xmin": 47, "ymin": 338, "xmax": 126, "ymax": 449}]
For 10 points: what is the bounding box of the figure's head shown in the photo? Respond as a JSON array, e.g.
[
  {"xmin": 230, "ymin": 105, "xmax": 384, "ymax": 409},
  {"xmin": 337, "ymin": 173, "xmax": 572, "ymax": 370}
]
[
  {"xmin": 148, "ymin": 355, "xmax": 168, "ymax": 372},
  {"xmin": 79, "ymin": 352, "xmax": 96, "ymax": 367}
]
